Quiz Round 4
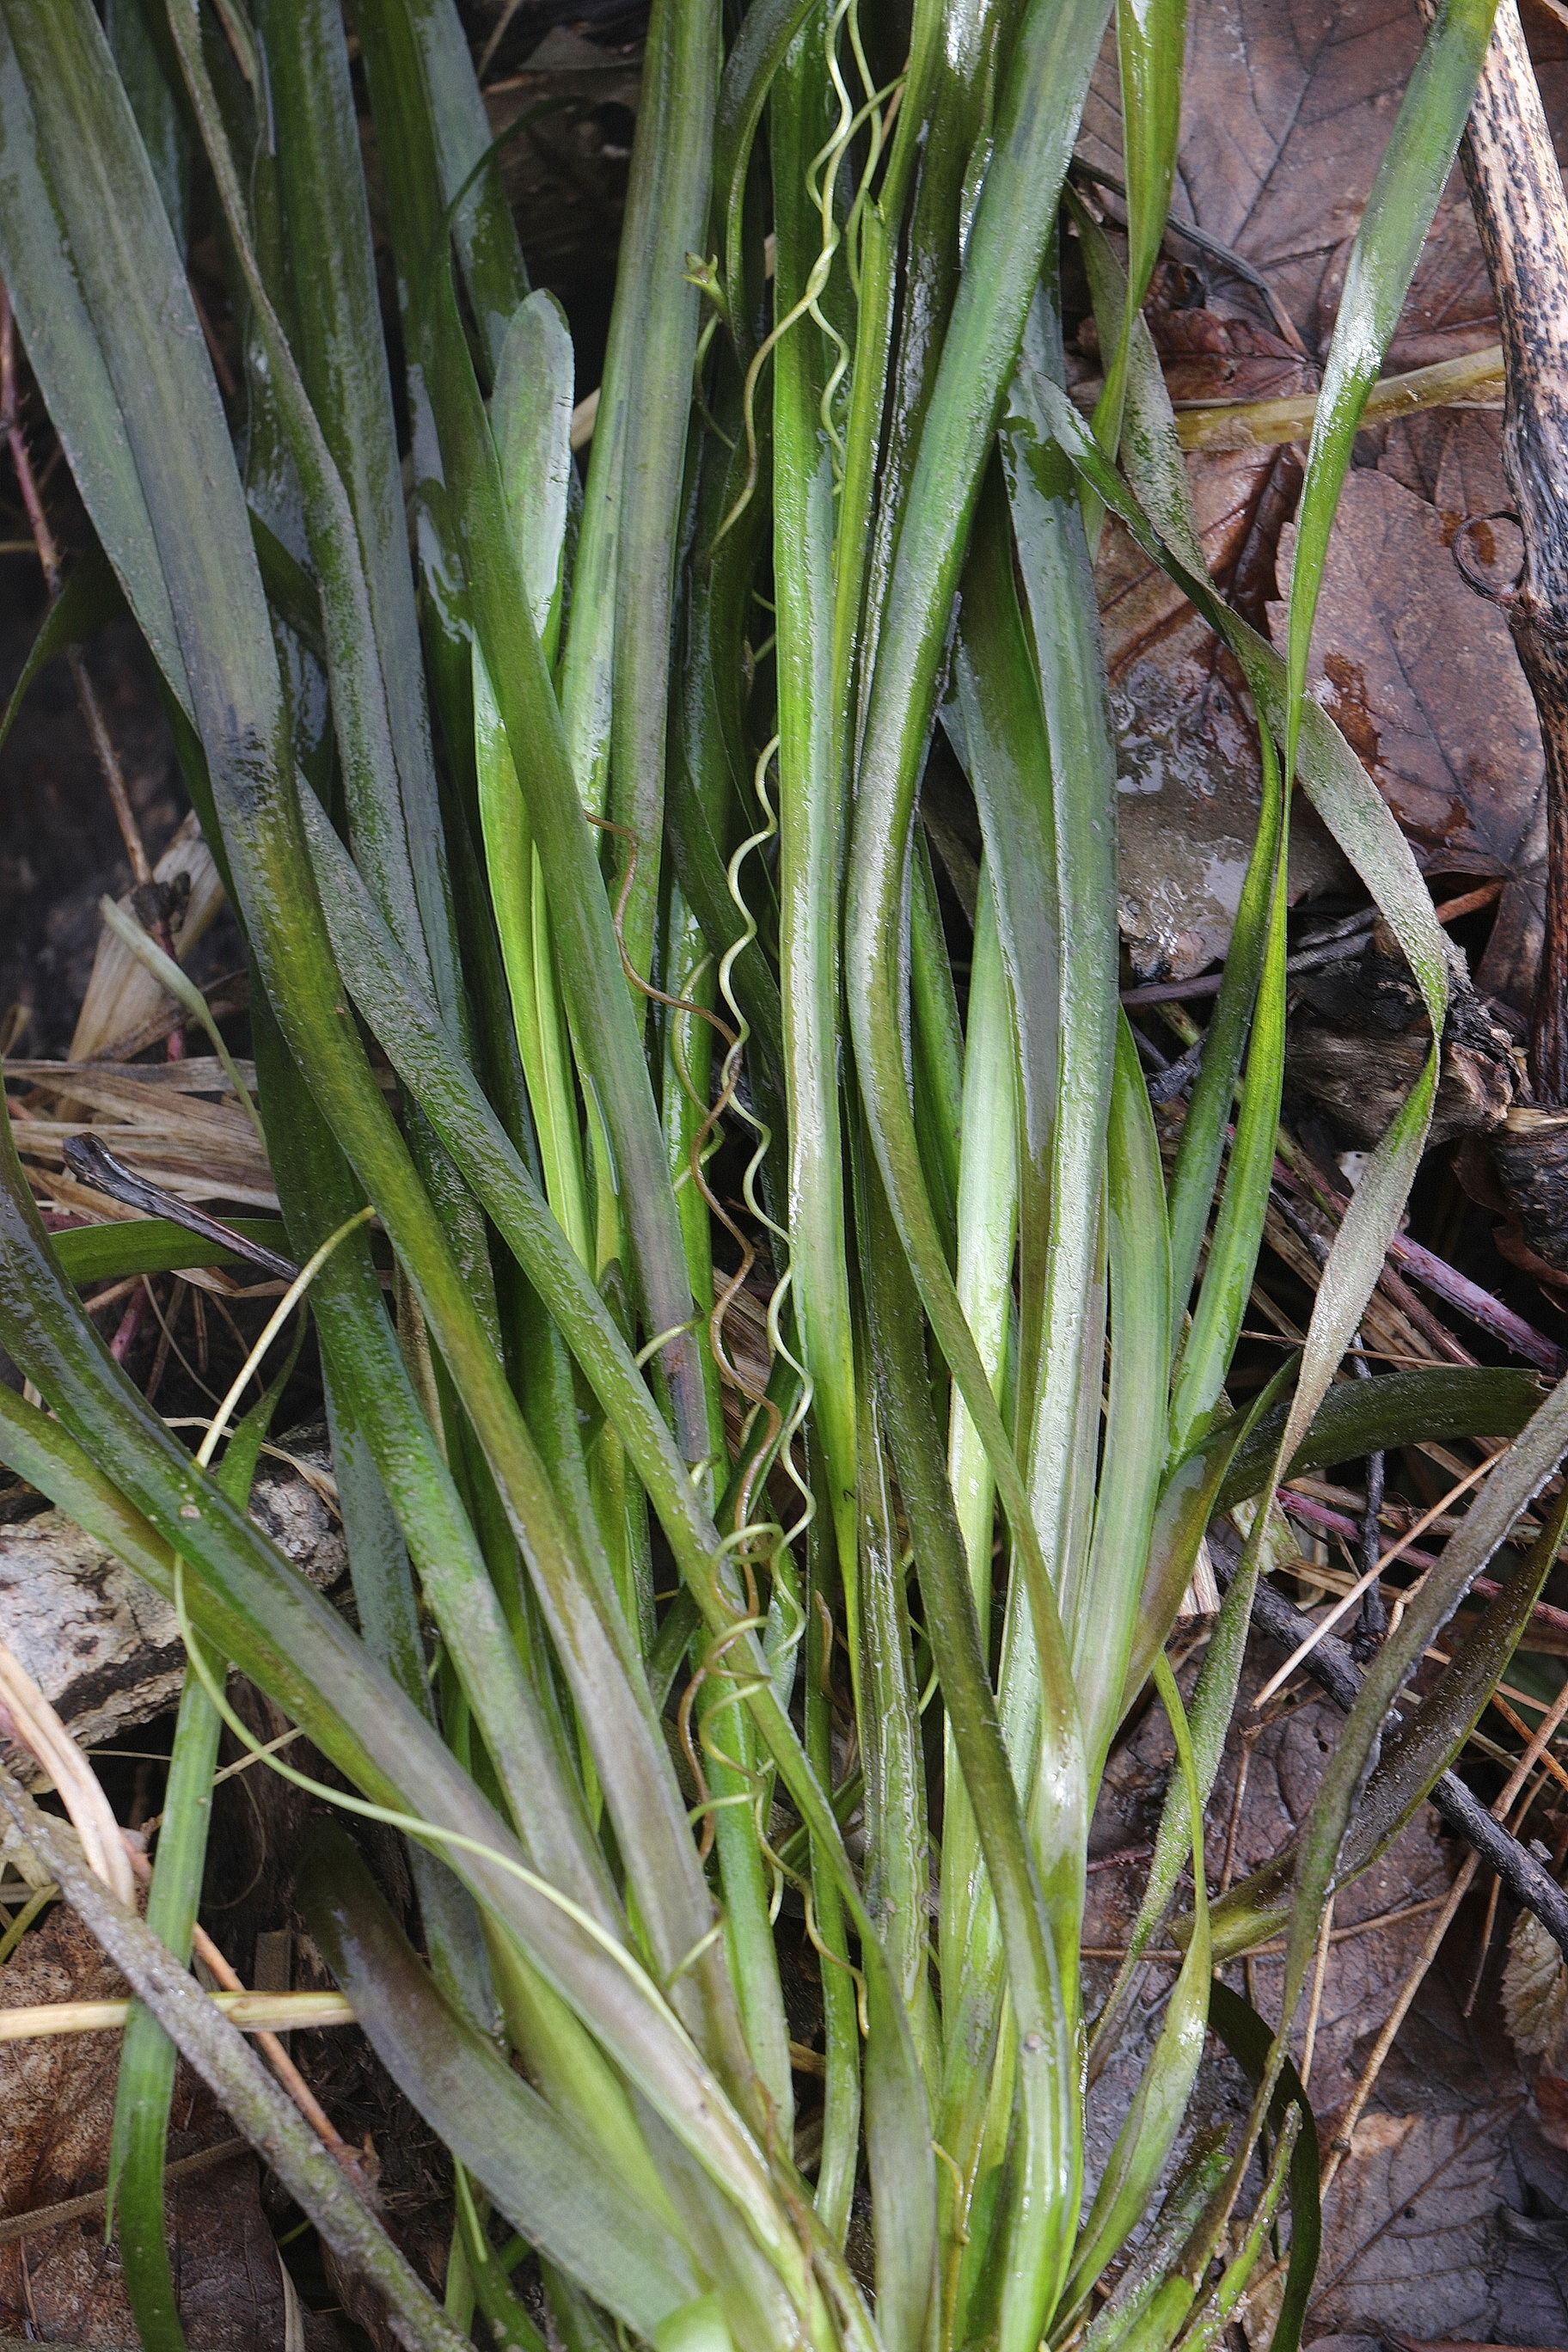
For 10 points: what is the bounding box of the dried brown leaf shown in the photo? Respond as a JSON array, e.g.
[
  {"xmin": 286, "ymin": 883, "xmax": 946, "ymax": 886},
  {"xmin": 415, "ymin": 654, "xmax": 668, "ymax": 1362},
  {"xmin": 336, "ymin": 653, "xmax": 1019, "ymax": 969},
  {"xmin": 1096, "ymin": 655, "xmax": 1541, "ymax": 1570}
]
[
  {"xmin": 1081, "ymin": 0, "xmax": 1427, "ymax": 347},
  {"xmin": 1270, "ymin": 462, "xmax": 1546, "ymax": 1007},
  {"xmin": 1318, "ymin": 195, "xmax": 1498, "ymax": 372},
  {"xmin": 0, "ymin": 1906, "xmax": 286, "ymax": 2348},
  {"xmin": 1080, "ymin": 0, "xmax": 1568, "ymax": 993},
  {"xmin": 1148, "ymin": 279, "xmax": 1311, "ymax": 407},
  {"xmin": 1084, "ymin": 1662, "xmax": 1453, "ymax": 2112},
  {"xmin": 1311, "ymin": 2106, "xmax": 1516, "ymax": 2341},
  {"xmin": 1504, "ymin": 1908, "xmax": 1568, "ymax": 2059}
]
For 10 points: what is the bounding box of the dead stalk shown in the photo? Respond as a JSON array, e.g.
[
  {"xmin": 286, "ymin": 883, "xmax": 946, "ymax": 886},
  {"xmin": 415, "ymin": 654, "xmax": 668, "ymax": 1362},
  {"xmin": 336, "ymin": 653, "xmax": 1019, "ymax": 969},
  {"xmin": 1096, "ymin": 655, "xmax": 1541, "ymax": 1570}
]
[{"xmin": 1299, "ymin": 1893, "xmax": 1335, "ymax": 2090}]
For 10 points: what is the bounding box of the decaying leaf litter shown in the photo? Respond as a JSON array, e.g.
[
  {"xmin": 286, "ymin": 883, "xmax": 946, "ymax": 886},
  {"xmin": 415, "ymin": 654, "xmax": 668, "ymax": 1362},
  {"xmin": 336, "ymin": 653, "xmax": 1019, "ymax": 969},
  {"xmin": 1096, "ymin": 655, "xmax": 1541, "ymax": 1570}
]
[{"xmin": 8, "ymin": 0, "xmax": 1568, "ymax": 2344}]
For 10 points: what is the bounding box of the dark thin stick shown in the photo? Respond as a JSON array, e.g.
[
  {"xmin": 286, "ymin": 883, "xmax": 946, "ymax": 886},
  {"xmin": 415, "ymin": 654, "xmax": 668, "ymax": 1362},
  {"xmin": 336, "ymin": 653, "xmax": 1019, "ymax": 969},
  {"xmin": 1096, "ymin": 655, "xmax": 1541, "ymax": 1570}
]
[
  {"xmin": 1353, "ymin": 1338, "xmax": 1388, "ymax": 1657},
  {"xmin": 1279, "ymin": 1488, "xmax": 1438, "ymax": 1569},
  {"xmin": 1277, "ymin": 1485, "xmax": 1568, "ymax": 1638},
  {"xmin": 1148, "ymin": 1033, "xmax": 1206, "ymax": 1106},
  {"xmin": 1121, "ymin": 881, "xmax": 1509, "ymax": 1010},
  {"xmin": 60, "ymin": 1132, "xmax": 299, "ymax": 1283},
  {"xmin": 1273, "ymin": 1152, "xmax": 1564, "ymax": 1374},
  {"xmin": 1381, "ymin": 1230, "xmax": 1558, "ymax": 1371},
  {"xmin": 1122, "ymin": 928, "xmax": 1374, "ymax": 1007},
  {"xmin": 107, "ymin": 1285, "xmax": 144, "ymax": 1365},
  {"xmin": 1375, "ymin": 1254, "xmax": 1479, "ymax": 1369},
  {"xmin": 1086, "ymin": 1842, "xmax": 1153, "ymax": 1873},
  {"xmin": 1461, "ymin": 1871, "xmax": 1503, "ymax": 2016},
  {"xmin": 99, "ymin": 977, "xmax": 249, "ymax": 1066},
  {"xmin": 144, "ymin": 1273, "xmax": 181, "ymax": 1406}
]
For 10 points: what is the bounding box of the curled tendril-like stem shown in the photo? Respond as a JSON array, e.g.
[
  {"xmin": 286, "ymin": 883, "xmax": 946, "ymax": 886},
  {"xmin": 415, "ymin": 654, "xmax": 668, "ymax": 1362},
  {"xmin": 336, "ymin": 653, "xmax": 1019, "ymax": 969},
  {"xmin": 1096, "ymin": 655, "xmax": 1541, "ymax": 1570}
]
[
  {"xmin": 803, "ymin": 1883, "xmax": 868, "ymax": 2038},
  {"xmin": 585, "ymin": 809, "xmax": 778, "ymax": 1495},
  {"xmin": 590, "ymin": 762, "xmax": 818, "ymax": 1883},
  {"xmin": 676, "ymin": 1603, "xmax": 768, "ymax": 1862},
  {"xmin": 712, "ymin": 0, "xmax": 901, "ymax": 549}
]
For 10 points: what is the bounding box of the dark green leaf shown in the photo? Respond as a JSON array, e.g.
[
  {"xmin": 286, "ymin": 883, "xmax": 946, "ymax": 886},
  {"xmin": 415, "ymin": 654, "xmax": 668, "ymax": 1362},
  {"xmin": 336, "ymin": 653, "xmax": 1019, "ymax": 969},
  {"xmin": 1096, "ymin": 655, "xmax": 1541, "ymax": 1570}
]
[{"xmin": 297, "ymin": 1824, "xmax": 701, "ymax": 2334}]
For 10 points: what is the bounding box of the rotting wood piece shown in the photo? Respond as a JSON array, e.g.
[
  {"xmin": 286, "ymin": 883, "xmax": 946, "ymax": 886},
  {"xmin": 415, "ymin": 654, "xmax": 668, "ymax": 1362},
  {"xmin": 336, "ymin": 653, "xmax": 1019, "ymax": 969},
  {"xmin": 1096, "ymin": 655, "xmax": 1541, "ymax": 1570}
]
[
  {"xmin": 0, "ymin": 1422, "xmax": 344, "ymax": 1765},
  {"xmin": 1491, "ymin": 1105, "xmax": 1568, "ymax": 1271},
  {"xmin": 1445, "ymin": 0, "xmax": 1568, "ymax": 1272}
]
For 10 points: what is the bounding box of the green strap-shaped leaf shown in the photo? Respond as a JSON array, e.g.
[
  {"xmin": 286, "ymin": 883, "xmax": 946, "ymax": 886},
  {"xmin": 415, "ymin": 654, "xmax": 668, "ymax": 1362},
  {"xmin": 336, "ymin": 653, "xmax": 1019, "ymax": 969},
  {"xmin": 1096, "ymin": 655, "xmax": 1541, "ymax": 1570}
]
[
  {"xmin": 1167, "ymin": 732, "xmax": 1289, "ymax": 1459},
  {"xmin": 1212, "ymin": 1396, "xmax": 1568, "ymax": 1953},
  {"xmin": 174, "ymin": 0, "xmax": 454, "ymax": 1032},
  {"xmin": 770, "ymin": 22, "xmax": 861, "ymax": 1758},
  {"xmin": 0, "ymin": 1777, "xmax": 469, "ymax": 2352},
  {"xmin": 250, "ymin": 996, "xmax": 621, "ymax": 1936},
  {"xmin": 4, "ymin": 0, "xmax": 756, "ymax": 2105},
  {"xmin": 403, "ymin": 0, "xmax": 530, "ymax": 371},
  {"xmin": 1087, "ymin": 1361, "xmax": 1297, "ymax": 2069},
  {"xmin": 1210, "ymin": 1479, "xmax": 1568, "ymax": 1963},
  {"xmin": 1354, "ymin": 1482, "xmax": 1568, "ymax": 1863},
  {"xmin": 844, "ymin": 0, "xmax": 1109, "ymax": 1802},
  {"xmin": 49, "ymin": 1216, "xmax": 291, "ymax": 1284},
  {"xmin": 1283, "ymin": 0, "xmax": 1502, "ymax": 787},
  {"xmin": 291, "ymin": 780, "xmax": 923, "ymax": 2352},
  {"xmin": 999, "ymin": 285, "xmax": 1120, "ymax": 1635},
  {"xmin": 492, "ymin": 290, "xmax": 574, "ymax": 651},
  {"xmin": 601, "ymin": 0, "xmax": 721, "ymax": 990},
  {"xmin": 1074, "ymin": 1014, "xmax": 1171, "ymax": 1781},
  {"xmin": 297, "ymin": 1824, "xmax": 701, "ymax": 2335},
  {"xmin": 1164, "ymin": 3, "xmax": 1500, "ymax": 2153},
  {"xmin": 107, "ymin": 1657, "xmax": 222, "ymax": 2350},
  {"xmin": 1118, "ymin": 1366, "xmax": 1293, "ymax": 1719},
  {"xmin": 862, "ymin": 1158, "xmax": 1075, "ymax": 2352},
  {"xmin": 255, "ymin": 0, "xmax": 463, "ymax": 1031},
  {"xmin": 1055, "ymin": 1656, "xmax": 1210, "ymax": 2322},
  {"xmin": 452, "ymin": 2165, "xmax": 547, "ymax": 2352},
  {"xmin": 1073, "ymin": 2131, "xmax": 1230, "ymax": 2352},
  {"xmin": 0, "ymin": 1284, "xmax": 806, "ymax": 2306},
  {"xmin": 1029, "ymin": 350, "xmax": 1451, "ymax": 1042},
  {"xmin": 109, "ymin": 1325, "xmax": 302, "ymax": 2347},
  {"xmin": 476, "ymin": 289, "xmax": 590, "ymax": 1261},
  {"xmin": 380, "ymin": 2, "xmax": 712, "ymax": 1469},
  {"xmin": 1214, "ymin": 1364, "xmax": 1542, "ymax": 1513},
  {"xmin": 713, "ymin": 0, "xmax": 821, "ymax": 341},
  {"xmin": 104, "ymin": 0, "xmax": 185, "ymax": 240},
  {"xmin": 1204, "ymin": 1982, "xmax": 1320, "ymax": 2352},
  {"xmin": 0, "ymin": 29, "xmax": 190, "ymax": 710},
  {"xmin": 1096, "ymin": 0, "xmax": 1185, "ymax": 450}
]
